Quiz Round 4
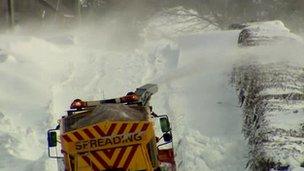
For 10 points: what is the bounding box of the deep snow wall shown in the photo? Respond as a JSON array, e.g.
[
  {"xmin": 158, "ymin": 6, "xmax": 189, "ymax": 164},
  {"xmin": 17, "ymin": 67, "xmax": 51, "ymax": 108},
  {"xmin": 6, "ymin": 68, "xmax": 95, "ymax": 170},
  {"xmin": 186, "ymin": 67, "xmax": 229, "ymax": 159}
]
[{"xmin": 170, "ymin": 31, "xmax": 248, "ymax": 171}]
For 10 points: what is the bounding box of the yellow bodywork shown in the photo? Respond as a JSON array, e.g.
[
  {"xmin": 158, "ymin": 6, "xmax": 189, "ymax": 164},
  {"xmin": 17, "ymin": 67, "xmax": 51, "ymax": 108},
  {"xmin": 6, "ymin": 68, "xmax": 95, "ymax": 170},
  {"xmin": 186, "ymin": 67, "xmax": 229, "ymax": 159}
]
[{"xmin": 60, "ymin": 121, "xmax": 159, "ymax": 171}]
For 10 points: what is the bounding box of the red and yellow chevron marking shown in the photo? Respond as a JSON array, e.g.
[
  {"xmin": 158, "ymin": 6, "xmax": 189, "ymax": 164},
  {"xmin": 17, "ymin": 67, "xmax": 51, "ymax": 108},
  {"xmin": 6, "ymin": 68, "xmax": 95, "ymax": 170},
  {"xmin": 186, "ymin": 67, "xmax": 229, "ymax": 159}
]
[
  {"xmin": 61, "ymin": 121, "xmax": 154, "ymax": 171},
  {"xmin": 77, "ymin": 145, "xmax": 139, "ymax": 170}
]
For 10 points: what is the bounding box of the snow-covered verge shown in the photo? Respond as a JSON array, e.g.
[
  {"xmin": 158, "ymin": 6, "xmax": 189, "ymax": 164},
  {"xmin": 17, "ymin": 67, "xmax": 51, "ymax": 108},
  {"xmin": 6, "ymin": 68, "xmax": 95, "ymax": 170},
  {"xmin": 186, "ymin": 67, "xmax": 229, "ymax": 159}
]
[{"xmin": 232, "ymin": 37, "xmax": 304, "ymax": 170}]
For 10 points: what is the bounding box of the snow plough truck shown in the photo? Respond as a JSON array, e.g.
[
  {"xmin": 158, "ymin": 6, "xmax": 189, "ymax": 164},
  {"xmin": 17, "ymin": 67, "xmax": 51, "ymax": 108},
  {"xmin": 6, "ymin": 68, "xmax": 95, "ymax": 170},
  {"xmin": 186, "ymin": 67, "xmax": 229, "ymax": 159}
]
[{"xmin": 47, "ymin": 84, "xmax": 176, "ymax": 171}]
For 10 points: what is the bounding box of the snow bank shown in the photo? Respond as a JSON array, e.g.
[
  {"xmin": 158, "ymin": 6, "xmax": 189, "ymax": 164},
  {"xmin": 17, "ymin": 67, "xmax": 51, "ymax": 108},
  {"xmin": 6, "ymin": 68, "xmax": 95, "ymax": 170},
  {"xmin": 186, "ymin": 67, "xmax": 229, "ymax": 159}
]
[{"xmin": 233, "ymin": 60, "xmax": 304, "ymax": 170}]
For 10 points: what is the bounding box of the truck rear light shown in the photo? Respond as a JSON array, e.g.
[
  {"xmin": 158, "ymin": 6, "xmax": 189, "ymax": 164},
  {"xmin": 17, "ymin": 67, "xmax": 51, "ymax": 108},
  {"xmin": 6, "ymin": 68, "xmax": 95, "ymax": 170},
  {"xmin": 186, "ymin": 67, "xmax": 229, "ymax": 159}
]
[
  {"xmin": 70, "ymin": 99, "xmax": 87, "ymax": 110},
  {"xmin": 121, "ymin": 94, "xmax": 139, "ymax": 103}
]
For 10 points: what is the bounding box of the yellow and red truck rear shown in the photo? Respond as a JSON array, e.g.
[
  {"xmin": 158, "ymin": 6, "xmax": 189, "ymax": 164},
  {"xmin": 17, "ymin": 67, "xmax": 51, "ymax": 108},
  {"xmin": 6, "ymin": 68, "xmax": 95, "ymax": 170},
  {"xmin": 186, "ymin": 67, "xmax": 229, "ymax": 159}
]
[
  {"xmin": 60, "ymin": 120, "xmax": 159, "ymax": 171},
  {"xmin": 47, "ymin": 84, "xmax": 176, "ymax": 171}
]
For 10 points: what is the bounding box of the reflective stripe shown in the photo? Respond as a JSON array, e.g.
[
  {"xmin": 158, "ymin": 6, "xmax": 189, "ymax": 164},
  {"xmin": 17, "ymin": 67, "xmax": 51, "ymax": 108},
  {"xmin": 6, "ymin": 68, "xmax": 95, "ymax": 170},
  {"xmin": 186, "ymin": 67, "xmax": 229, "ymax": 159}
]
[
  {"xmin": 72, "ymin": 132, "xmax": 84, "ymax": 141},
  {"xmin": 62, "ymin": 135, "xmax": 73, "ymax": 142},
  {"xmin": 83, "ymin": 128, "xmax": 95, "ymax": 139},
  {"xmin": 123, "ymin": 145, "xmax": 139, "ymax": 169},
  {"xmin": 91, "ymin": 151, "xmax": 110, "ymax": 169},
  {"xmin": 81, "ymin": 155, "xmax": 99, "ymax": 171}
]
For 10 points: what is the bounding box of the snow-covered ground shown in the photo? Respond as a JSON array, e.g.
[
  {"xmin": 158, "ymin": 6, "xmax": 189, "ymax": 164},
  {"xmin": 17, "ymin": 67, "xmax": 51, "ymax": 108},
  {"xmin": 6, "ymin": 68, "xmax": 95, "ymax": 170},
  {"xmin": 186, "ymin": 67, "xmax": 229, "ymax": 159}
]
[{"xmin": 1, "ymin": 9, "xmax": 290, "ymax": 171}]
